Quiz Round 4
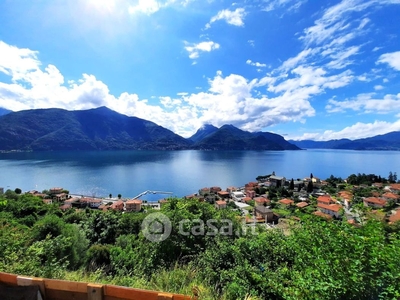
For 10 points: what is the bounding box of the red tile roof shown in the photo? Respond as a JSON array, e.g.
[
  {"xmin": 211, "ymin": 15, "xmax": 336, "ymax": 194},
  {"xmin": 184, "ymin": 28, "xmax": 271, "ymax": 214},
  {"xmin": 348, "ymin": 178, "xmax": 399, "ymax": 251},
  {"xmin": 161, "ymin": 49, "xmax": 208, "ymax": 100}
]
[
  {"xmin": 215, "ymin": 200, "xmax": 227, "ymax": 206},
  {"xmin": 317, "ymin": 203, "xmax": 342, "ymax": 212},
  {"xmin": 389, "ymin": 210, "xmax": 400, "ymax": 223},
  {"xmin": 317, "ymin": 195, "xmax": 332, "ymax": 204},
  {"xmin": 363, "ymin": 197, "xmax": 387, "ymax": 206},
  {"xmin": 279, "ymin": 199, "xmax": 294, "ymax": 205},
  {"xmin": 382, "ymin": 192, "xmax": 399, "ymax": 200},
  {"xmin": 313, "ymin": 211, "xmax": 332, "ymax": 219},
  {"xmin": 296, "ymin": 202, "xmax": 309, "ymax": 208}
]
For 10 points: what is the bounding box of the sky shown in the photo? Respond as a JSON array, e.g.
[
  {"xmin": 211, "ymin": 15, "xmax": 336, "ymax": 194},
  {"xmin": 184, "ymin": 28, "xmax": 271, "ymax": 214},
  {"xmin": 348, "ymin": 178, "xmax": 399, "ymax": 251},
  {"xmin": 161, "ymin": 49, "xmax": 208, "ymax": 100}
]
[{"xmin": 0, "ymin": 0, "xmax": 400, "ymax": 141}]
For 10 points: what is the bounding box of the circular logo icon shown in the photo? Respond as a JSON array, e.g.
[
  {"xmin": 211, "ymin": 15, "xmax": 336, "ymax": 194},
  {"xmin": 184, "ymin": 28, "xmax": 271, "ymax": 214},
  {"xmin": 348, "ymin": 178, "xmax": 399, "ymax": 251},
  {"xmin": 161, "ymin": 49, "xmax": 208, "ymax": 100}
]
[{"xmin": 141, "ymin": 212, "xmax": 172, "ymax": 242}]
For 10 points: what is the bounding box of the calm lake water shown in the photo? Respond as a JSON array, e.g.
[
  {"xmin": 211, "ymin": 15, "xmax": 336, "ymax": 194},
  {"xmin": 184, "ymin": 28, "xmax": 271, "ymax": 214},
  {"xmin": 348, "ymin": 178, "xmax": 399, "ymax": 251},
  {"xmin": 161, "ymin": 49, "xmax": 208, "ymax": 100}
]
[{"xmin": 1, "ymin": 149, "xmax": 399, "ymax": 200}]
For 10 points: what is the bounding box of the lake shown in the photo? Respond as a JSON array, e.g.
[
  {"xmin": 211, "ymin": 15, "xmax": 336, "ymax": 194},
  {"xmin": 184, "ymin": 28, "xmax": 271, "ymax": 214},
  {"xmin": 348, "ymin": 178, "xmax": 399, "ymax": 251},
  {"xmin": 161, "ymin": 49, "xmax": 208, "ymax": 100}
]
[{"xmin": 1, "ymin": 149, "xmax": 399, "ymax": 200}]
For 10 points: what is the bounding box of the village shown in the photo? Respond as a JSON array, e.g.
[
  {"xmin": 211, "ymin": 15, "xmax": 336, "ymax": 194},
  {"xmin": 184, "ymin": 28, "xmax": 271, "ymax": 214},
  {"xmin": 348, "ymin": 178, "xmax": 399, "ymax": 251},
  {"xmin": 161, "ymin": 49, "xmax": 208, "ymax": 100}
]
[{"xmin": 7, "ymin": 171, "xmax": 400, "ymax": 228}]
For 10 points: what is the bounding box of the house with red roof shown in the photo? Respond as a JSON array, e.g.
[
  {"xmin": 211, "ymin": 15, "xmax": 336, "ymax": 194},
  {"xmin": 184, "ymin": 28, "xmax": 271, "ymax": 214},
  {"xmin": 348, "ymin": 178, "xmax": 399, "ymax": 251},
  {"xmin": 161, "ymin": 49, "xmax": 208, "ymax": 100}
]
[
  {"xmin": 317, "ymin": 195, "xmax": 333, "ymax": 205},
  {"xmin": 296, "ymin": 202, "xmax": 309, "ymax": 209},
  {"xmin": 279, "ymin": 198, "xmax": 294, "ymax": 207},
  {"xmin": 363, "ymin": 197, "xmax": 387, "ymax": 208},
  {"xmin": 317, "ymin": 203, "xmax": 343, "ymax": 218},
  {"xmin": 215, "ymin": 200, "xmax": 227, "ymax": 209},
  {"xmin": 126, "ymin": 199, "xmax": 143, "ymax": 212}
]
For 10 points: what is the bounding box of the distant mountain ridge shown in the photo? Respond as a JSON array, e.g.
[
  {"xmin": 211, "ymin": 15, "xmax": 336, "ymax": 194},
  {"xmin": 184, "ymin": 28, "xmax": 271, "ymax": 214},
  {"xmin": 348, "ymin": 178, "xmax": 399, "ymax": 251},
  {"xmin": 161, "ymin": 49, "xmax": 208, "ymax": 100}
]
[
  {"xmin": 0, "ymin": 107, "xmax": 300, "ymax": 151},
  {"xmin": 189, "ymin": 124, "xmax": 300, "ymax": 150},
  {"xmin": 0, "ymin": 107, "xmax": 12, "ymax": 116},
  {"xmin": 0, "ymin": 107, "xmax": 190, "ymax": 151},
  {"xmin": 290, "ymin": 132, "xmax": 400, "ymax": 150}
]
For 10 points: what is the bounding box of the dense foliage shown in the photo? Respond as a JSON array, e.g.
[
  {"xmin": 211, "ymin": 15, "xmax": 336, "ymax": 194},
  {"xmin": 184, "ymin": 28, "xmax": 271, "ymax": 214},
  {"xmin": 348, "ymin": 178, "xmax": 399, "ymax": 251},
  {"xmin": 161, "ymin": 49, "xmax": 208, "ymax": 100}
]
[{"xmin": 1, "ymin": 190, "xmax": 400, "ymax": 299}]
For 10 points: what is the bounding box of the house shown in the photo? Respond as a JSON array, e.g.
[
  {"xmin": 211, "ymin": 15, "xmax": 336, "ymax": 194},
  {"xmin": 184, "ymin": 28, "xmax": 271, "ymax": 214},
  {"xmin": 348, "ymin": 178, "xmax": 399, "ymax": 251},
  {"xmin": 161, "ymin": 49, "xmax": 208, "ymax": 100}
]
[
  {"xmin": 198, "ymin": 187, "xmax": 210, "ymax": 196},
  {"xmin": 126, "ymin": 199, "xmax": 143, "ymax": 212},
  {"xmin": 338, "ymin": 191, "xmax": 353, "ymax": 208},
  {"xmin": 59, "ymin": 203, "xmax": 72, "ymax": 211},
  {"xmin": 313, "ymin": 211, "xmax": 333, "ymax": 220},
  {"xmin": 231, "ymin": 191, "xmax": 245, "ymax": 202},
  {"xmin": 389, "ymin": 184, "xmax": 400, "ymax": 192},
  {"xmin": 382, "ymin": 192, "xmax": 399, "ymax": 202},
  {"xmin": 317, "ymin": 203, "xmax": 342, "ymax": 218},
  {"xmin": 215, "ymin": 200, "xmax": 227, "ymax": 209},
  {"xmin": 254, "ymin": 197, "xmax": 270, "ymax": 206},
  {"xmin": 89, "ymin": 199, "xmax": 103, "ymax": 208},
  {"xmin": 245, "ymin": 190, "xmax": 256, "ymax": 199},
  {"xmin": 43, "ymin": 199, "xmax": 53, "ymax": 205},
  {"xmin": 279, "ymin": 198, "xmax": 294, "ymax": 207},
  {"xmin": 296, "ymin": 202, "xmax": 309, "ymax": 209},
  {"xmin": 54, "ymin": 193, "xmax": 67, "ymax": 202},
  {"xmin": 210, "ymin": 186, "xmax": 222, "ymax": 193},
  {"xmin": 317, "ymin": 195, "xmax": 333, "ymax": 205},
  {"xmin": 242, "ymin": 197, "xmax": 253, "ymax": 204},
  {"xmin": 217, "ymin": 191, "xmax": 230, "ymax": 199},
  {"xmin": 49, "ymin": 187, "xmax": 63, "ymax": 195},
  {"xmin": 110, "ymin": 200, "xmax": 124, "ymax": 211},
  {"xmin": 363, "ymin": 197, "xmax": 387, "ymax": 208},
  {"xmin": 388, "ymin": 209, "xmax": 400, "ymax": 224},
  {"xmin": 78, "ymin": 197, "xmax": 93, "ymax": 208},
  {"xmin": 64, "ymin": 197, "xmax": 80, "ymax": 206},
  {"xmin": 269, "ymin": 175, "xmax": 285, "ymax": 187},
  {"xmin": 254, "ymin": 205, "xmax": 274, "ymax": 222},
  {"xmin": 226, "ymin": 187, "xmax": 237, "ymax": 194}
]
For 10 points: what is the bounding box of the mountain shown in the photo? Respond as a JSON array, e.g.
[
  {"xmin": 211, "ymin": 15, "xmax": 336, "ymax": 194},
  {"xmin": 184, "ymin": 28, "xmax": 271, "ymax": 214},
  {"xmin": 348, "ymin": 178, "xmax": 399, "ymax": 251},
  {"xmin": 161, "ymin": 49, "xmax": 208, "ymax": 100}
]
[
  {"xmin": 253, "ymin": 131, "xmax": 300, "ymax": 150},
  {"xmin": 0, "ymin": 107, "xmax": 190, "ymax": 151},
  {"xmin": 290, "ymin": 131, "xmax": 400, "ymax": 150},
  {"xmin": 0, "ymin": 108, "xmax": 12, "ymax": 116},
  {"xmin": 191, "ymin": 124, "xmax": 300, "ymax": 150},
  {"xmin": 189, "ymin": 124, "xmax": 218, "ymax": 143}
]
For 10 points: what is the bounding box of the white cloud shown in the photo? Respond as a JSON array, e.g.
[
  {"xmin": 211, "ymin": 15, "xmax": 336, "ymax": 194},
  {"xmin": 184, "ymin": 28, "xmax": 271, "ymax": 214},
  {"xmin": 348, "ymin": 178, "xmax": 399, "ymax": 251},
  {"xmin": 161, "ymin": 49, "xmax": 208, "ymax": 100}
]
[
  {"xmin": 246, "ymin": 59, "xmax": 267, "ymax": 68},
  {"xmin": 184, "ymin": 41, "xmax": 220, "ymax": 59},
  {"xmin": 290, "ymin": 120, "xmax": 400, "ymax": 141},
  {"xmin": 377, "ymin": 51, "xmax": 400, "ymax": 71},
  {"xmin": 128, "ymin": 0, "xmax": 191, "ymax": 15},
  {"xmin": 326, "ymin": 93, "xmax": 400, "ymax": 114},
  {"xmin": 205, "ymin": 8, "xmax": 246, "ymax": 29},
  {"xmin": 374, "ymin": 85, "xmax": 384, "ymax": 90},
  {"xmin": 261, "ymin": 0, "xmax": 307, "ymax": 12}
]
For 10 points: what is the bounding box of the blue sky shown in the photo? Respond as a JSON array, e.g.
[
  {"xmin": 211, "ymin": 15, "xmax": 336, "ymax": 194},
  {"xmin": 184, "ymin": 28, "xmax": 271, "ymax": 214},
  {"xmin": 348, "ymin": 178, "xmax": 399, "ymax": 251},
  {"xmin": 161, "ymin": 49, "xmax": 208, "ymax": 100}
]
[{"xmin": 0, "ymin": 0, "xmax": 400, "ymax": 140}]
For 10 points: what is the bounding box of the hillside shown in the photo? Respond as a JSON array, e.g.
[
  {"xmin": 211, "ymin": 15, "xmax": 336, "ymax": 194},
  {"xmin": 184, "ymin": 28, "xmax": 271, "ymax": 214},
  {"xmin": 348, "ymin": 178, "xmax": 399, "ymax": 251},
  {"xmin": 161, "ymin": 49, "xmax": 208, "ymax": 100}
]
[
  {"xmin": 191, "ymin": 124, "xmax": 300, "ymax": 150},
  {"xmin": 0, "ymin": 107, "xmax": 11, "ymax": 116},
  {"xmin": 290, "ymin": 131, "xmax": 400, "ymax": 150},
  {"xmin": 0, "ymin": 107, "xmax": 190, "ymax": 151},
  {"xmin": 0, "ymin": 107, "xmax": 300, "ymax": 151}
]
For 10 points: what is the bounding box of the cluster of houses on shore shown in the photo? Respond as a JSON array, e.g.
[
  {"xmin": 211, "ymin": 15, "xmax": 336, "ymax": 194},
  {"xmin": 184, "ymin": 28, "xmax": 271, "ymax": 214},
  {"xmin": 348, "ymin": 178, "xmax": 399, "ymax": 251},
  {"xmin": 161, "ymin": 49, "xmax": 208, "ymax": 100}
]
[{"xmin": 4, "ymin": 174, "xmax": 400, "ymax": 225}]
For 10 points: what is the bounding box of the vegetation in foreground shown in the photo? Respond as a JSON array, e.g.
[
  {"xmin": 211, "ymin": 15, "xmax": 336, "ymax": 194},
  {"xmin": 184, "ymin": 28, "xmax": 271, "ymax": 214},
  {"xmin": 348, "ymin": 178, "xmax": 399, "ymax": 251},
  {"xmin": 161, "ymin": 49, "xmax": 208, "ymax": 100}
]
[{"xmin": 1, "ymin": 180, "xmax": 400, "ymax": 299}]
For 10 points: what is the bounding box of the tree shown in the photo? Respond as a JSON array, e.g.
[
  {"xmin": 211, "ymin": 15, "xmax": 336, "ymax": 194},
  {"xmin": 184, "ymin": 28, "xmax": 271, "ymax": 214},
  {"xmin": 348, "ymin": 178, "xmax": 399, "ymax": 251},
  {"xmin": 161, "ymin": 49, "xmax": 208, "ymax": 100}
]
[
  {"xmin": 388, "ymin": 171, "xmax": 394, "ymax": 183},
  {"xmin": 310, "ymin": 173, "xmax": 313, "ymax": 179},
  {"xmin": 14, "ymin": 188, "xmax": 22, "ymax": 194},
  {"xmin": 306, "ymin": 181, "xmax": 314, "ymax": 193},
  {"xmin": 109, "ymin": 193, "xmax": 112, "ymax": 198},
  {"xmin": 117, "ymin": 194, "xmax": 121, "ymax": 199},
  {"xmin": 289, "ymin": 178, "xmax": 294, "ymax": 190}
]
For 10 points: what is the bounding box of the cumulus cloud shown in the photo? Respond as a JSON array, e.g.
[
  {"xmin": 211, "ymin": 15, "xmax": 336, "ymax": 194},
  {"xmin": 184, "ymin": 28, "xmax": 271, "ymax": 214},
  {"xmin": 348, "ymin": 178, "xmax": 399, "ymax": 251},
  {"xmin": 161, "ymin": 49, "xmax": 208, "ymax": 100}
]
[
  {"xmin": 326, "ymin": 93, "xmax": 400, "ymax": 114},
  {"xmin": 184, "ymin": 41, "xmax": 220, "ymax": 59},
  {"xmin": 246, "ymin": 59, "xmax": 267, "ymax": 68},
  {"xmin": 377, "ymin": 51, "xmax": 400, "ymax": 71},
  {"xmin": 205, "ymin": 8, "xmax": 246, "ymax": 29},
  {"xmin": 290, "ymin": 120, "xmax": 400, "ymax": 141}
]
